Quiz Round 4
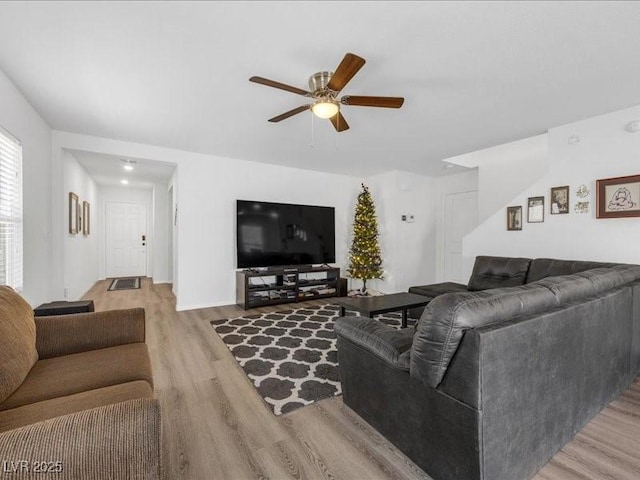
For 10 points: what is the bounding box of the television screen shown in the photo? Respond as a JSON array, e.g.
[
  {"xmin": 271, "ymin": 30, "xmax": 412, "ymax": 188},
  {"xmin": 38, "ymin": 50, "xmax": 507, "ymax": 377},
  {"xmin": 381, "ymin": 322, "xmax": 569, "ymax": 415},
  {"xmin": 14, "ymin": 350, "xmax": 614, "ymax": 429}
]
[{"xmin": 236, "ymin": 200, "xmax": 336, "ymax": 268}]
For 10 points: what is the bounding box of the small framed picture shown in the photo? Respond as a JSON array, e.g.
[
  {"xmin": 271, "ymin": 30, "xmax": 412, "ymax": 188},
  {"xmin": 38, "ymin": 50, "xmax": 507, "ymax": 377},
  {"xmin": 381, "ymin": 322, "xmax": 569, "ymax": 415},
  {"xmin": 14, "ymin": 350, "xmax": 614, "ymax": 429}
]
[
  {"xmin": 82, "ymin": 201, "xmax": 91, "ymax": 235},
  {"xmin": 550, "ymin": 186, "xmax": 570, "ymax": 214},
  {"xmin": 527, "ymin": 196, "xmax": 545, "ymax": 223},
  {"xmin": 507, "ymin": 206, "xmax": 522, "ymax": 231},
  {"xmin": 596, "ymin": 174, "xmax": 640, "ymax": 219},
  {"xmin": 68, "ymin": 192, "xmax": 79, "ymax": 235}
]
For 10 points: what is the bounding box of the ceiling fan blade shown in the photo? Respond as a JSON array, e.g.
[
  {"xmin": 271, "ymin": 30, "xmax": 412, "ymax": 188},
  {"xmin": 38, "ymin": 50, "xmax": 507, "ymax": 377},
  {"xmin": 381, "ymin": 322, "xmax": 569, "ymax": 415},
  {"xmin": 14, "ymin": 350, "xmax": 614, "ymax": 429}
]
[
  {"xmin": 327, "ymin": 53, "xmax": 366, "ymax": 93},
  {"xmin": 341, "ymin": 96, "xmax": 405, "ymax": 108},
  {"xmin": 268, "ymin": 105, "xmax": 311, "ymax": 123},
  {"xmin": 329, "ymin": 112, "xmax": 350, "ymax": 132},
  {"xmin": 249, "ymin": 76, "xmax": 311, "ymax": 97}
]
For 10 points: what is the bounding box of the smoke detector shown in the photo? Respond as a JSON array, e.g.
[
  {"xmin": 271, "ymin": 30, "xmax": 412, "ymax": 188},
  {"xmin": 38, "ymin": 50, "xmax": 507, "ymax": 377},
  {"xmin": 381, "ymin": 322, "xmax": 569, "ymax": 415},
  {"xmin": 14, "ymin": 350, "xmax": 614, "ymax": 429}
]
[{"xmin": 625, "ymin": 121, "xmax": 640, "ymax": 133}]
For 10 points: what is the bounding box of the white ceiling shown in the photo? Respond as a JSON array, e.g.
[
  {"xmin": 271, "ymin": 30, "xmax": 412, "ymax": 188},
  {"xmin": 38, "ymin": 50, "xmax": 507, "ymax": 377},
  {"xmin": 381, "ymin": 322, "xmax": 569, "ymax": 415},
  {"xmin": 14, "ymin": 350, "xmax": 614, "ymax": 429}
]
[
  {"xmin": 1, "ymin": 2, "xmax": 640, "ymax": 178},
  {"xmin": 68, "ymin": 150, "xmax": 175, "ymax": 189}
]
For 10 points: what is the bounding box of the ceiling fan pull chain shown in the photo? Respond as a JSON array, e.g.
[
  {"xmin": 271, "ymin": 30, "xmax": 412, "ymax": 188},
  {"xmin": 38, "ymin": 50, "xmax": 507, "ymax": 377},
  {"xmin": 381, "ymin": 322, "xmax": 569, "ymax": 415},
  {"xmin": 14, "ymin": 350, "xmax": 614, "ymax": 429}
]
[{"xmin": 310, "ymin": 110, "xmax": 314, "ymax": 149}]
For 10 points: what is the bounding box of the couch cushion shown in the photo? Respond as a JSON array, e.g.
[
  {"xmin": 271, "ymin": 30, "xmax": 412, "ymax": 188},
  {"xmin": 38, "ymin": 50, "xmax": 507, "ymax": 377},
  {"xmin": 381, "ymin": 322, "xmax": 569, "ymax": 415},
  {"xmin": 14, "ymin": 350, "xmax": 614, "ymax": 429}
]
[
  {"xmin": 0, "ymin": 286, "xmax": 39, "ymax": 404},
  {"xmin": 467, "ymin": 256, "xmax": 532, "ymax": 291},
  {"xmin": 0, "ymin": 399, "xmax": 161, "ymax": 480},
  {"xmin": 0, "ymin": 343, "xmax": 152, "ymax": 411},
  {"xmin": 335, "ymin": 317, "xmax": 415, "ymax": 371},
  {"xmin": 0, "ymin": 380, "xmax": 153, "ymax": 432},
  {"xmin": 533, "ymin": 265, "xmax": 640, "ymax": 303},
  {"xmin": 525, "ymin": 258, "xmax": 617, "ymax": 284},
  {"xmin": 411, "ymin": 284, "xmax": 559, "ymax": 387},
  {"xmin": 532, "ymin": 275, "xmax": 597, "ymax": 304},
  {"xmin": 408, "ymin": 282, "xmax": 468, "ymax": 300}
]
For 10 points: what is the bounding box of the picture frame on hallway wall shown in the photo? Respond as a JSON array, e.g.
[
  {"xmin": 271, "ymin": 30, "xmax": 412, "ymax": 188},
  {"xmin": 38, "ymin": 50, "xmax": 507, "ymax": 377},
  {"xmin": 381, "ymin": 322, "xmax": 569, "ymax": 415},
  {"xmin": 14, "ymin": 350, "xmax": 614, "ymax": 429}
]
[
  {"xmin": 82, "ymin": 201, "xmax": 90, "ymax": 235},
  {"xmin": 527, "ymin": 196, "xmax": 545, "ymax": 223},
  {"xmin": 68, "ymin": 192, "xmax": 79, "ymax": 235},
  {"xmin": 507, "ymin": 206, "xmax": 522, "ymax": 231},
  {"xmin": 550, "ymin": 186, "xmax": 570, "ymax": 214},
  {"xmin": 596, "ymin": 174, "xmax": 640, "ymax": 219}
]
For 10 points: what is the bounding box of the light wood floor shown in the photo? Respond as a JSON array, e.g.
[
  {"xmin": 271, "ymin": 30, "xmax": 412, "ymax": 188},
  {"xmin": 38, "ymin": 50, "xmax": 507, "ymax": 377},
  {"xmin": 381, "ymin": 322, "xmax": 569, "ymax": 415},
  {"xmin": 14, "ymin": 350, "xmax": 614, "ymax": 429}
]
[{"xmin": 84, "ymin": 278, "xmax": 640, "ymax": 480}]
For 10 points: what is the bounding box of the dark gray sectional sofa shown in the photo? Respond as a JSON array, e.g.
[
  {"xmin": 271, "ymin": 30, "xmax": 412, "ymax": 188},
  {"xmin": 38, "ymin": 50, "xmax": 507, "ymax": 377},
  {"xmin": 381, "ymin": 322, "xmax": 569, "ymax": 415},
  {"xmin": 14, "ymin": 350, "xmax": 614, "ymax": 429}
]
[{"xmin": 335, "ymin": 256, "xmax": 640, "ymax": 480}]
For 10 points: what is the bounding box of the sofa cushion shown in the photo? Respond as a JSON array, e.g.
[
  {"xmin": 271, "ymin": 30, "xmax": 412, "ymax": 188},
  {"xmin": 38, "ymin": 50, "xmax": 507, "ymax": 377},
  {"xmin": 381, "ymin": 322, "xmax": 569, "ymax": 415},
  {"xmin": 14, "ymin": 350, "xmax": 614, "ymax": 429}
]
[
  {"xmin": 576, "ymin": 265, "xmax": 640, "ymax": 290},
  {"xmin": 0, "ymin": 343, "xmax": 153, "ymax": 411},
  {"xmin": 525, "ymin": 258, "xmax": 616, "ymax": 284},
  {"xmin": 335, "ymin": 317, "xmax": 415, "ymax": 371},
  {"xmin": 0, "ymin": 398, "xmax": 161, "ymax": 480},
  {"xmin": 408, "ymin": 282, "xmax": 468, "ymax": 300},
  {"xmin": 532, "ymin": 275, "xmax": 597, "ymax": 304},
  {"xmin": 0, "ymin": 380, "xmax": 153, "ymax": 432},
  {"xmin": 533, "ymin": 265, "xmax": 640, "ymax": 303},
  {"xmin": 411, "ymin": 284, "xmax": 558, "ymax": 387},
  {"xmin": 0, "ymin": 286, "xmax": 39, "ymax": 404},
  {"xmin": 467, "ymin": 256, "xmax": 532, "ymax": 291}
]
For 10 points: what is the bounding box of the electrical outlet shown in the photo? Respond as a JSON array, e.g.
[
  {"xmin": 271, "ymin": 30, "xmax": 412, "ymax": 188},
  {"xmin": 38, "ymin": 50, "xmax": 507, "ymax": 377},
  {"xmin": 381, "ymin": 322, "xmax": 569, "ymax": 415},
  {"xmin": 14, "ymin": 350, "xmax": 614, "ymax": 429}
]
[
  {"xmin": 407, "ymin": 214, "xmax": 415, "ymax": 223},
  {"xmin": 401, "ymin": 215, "xmax": 407, "ymax": 222}
]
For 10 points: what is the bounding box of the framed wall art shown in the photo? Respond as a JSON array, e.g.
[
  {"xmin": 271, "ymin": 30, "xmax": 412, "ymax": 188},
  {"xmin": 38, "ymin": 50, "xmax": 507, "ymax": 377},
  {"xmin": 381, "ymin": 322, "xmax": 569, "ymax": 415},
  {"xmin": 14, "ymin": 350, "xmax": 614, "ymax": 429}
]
[
  {"xmin": 68, "ymin": 192, "xmax": 79, "ymax": 235},
  {"xmin": 507, "ymin": 206, "xmax": 522, "ymax": 231},
  {"xmin": 82, "ymin": 201, "xmax": 90, "ymax": 235},
  {"xmin": 527, "ymin": 196, "xmax": 544, "ymax": 223},
  {"xmin": 596, "ymin": 174, "xmax": 640, "ymax": 219},
  {"xmin": 550, "ymin": 186, "xmax": 569, "ymax": 214}
]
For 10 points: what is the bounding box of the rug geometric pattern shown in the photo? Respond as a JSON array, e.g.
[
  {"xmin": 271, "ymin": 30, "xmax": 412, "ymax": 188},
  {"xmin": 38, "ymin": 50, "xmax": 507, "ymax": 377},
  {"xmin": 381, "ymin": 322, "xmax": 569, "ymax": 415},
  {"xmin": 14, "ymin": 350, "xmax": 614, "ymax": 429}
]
[{"xmin": 210, "ymin": 304, "xmax": 413, "ymax": 415}]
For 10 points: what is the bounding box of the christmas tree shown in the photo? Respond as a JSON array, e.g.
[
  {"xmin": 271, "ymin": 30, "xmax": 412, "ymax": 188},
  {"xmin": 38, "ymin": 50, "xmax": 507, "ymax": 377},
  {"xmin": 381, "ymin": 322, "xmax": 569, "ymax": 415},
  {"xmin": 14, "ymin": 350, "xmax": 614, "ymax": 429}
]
[{"xmin": 347, "ymin": 184, "xmax": 383, "ymax": 293}]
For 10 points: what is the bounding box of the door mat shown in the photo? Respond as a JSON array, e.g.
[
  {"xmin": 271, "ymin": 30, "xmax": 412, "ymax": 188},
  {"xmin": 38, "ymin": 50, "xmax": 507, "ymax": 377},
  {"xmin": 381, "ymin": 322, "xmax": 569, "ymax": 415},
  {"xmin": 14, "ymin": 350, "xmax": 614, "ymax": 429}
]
[
  {"xmin": 210, "ymin": 304, "xmax": 415, "ymax": 416},
  {"xmin": 108, "ymin": 277, "xmax": 142, "ymax": 291}
]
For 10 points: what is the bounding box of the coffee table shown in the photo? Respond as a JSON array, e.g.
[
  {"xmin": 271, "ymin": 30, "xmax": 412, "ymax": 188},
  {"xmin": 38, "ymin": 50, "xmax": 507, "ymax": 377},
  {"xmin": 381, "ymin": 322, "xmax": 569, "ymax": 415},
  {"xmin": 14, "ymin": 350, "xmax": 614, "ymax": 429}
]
[{"xmin": 335, "ymin": 292, "xmax": 430, "ymax": 328}]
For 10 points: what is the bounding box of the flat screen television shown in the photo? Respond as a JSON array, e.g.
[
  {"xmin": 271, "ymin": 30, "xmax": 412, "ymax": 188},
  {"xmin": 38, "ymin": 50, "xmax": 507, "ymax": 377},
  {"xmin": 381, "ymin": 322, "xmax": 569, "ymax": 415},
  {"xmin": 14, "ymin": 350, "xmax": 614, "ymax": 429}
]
[{"xmin": 236, "ymin": 200, "xmax": 336, "ymax": 269}]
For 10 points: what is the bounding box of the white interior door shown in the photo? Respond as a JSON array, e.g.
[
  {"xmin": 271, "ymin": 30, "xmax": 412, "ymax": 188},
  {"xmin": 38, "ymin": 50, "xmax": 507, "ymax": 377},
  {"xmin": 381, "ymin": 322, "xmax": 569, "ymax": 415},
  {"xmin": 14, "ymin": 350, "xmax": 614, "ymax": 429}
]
[
  {"xmin": 443, "ymin": 191, "xmax": 478, "ymax": 283},
  {"xmin": 105, "ymin": 202, "xmax": 147, "ymax": 278}
]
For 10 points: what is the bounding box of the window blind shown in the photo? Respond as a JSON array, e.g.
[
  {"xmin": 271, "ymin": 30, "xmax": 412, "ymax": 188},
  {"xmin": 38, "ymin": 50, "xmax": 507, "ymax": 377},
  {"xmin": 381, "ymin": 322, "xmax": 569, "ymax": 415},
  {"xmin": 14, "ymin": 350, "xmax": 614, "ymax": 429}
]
[{"xmin": 0, "ymin": 126, "xmax": 23, "ymax": 291}]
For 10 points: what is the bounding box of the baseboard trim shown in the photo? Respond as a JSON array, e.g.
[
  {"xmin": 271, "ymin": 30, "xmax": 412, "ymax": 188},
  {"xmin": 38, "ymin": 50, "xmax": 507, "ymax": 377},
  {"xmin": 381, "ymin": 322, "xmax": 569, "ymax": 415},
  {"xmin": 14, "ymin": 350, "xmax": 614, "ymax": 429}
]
[{"xmin": 152, "ymin": 278, "xmax": 171, "ymax": 285}]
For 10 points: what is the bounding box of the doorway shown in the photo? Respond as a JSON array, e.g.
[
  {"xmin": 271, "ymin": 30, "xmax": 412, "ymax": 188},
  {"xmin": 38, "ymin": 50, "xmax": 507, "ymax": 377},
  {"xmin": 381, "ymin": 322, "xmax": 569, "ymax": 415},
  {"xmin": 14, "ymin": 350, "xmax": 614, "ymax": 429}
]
[
  {"xmin": 443, "ymin": 191, "xmax": 478, "ymax": 283},
  {"xmin": 105, "ymin": 201, "xmax": 147, "ymax": 277}
]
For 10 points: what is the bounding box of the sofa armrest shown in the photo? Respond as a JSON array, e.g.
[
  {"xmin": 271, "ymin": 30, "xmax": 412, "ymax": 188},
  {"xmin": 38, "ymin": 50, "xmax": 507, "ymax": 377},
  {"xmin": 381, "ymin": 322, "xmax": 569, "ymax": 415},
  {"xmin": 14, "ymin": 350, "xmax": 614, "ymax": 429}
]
[
  {"xmin": 0, "ymin": 398, "xmax": 161, "ymax": 479},
  {"xmin": 35, "ymin": 308, "xmax": 146, "ymax": 359},
  {"xmin": 334, "ymin": 316, "xmax": 414, "ymax": 370}
]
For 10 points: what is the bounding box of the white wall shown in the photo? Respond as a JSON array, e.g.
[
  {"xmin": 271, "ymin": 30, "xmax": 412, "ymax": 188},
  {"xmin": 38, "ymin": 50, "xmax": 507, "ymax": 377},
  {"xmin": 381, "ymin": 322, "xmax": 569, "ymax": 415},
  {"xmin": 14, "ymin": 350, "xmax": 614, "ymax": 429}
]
[
  {"xmin": 0, "ymin": 69, "xmax": 52, "ymax": 306},
  {"xmin": 152, "ymin": 183, "xmax": 170, "ymax": 283},
  {"xmin": 465, "ymin": 104, "xmax": 640, "ymax": 273},
  {"xmin": 448, "ymin": 135, "xmax": 548, "ymax": 222},
  {"xmin": 168, "ymin": 171, "xmax": 177, "ymax": 292},
  {"xmin": 52, "ymin": 130, "xmax": 358, "ymax": 310},
  {"xmin": 175, "ymin": 156, "xmax": 357, "ymax": 310},
  {"xmin": 98, "ymin": 186, "xmax": 153, "ymax": 279},
  {"xmin": 62, "ymin": 150, "xmax": 99, "ymax": 299},
  {"xmin": 361, "ymin": 171, "xmax": 438, "ymax": 293}
]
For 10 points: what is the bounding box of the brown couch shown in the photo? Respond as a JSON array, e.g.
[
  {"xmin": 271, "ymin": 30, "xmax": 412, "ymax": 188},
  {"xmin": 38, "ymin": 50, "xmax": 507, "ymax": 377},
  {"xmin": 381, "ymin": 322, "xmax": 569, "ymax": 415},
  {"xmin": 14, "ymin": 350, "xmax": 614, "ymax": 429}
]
[{"xmin": 0, "ymin": 286, "xmax": 161, "ymax": 479}]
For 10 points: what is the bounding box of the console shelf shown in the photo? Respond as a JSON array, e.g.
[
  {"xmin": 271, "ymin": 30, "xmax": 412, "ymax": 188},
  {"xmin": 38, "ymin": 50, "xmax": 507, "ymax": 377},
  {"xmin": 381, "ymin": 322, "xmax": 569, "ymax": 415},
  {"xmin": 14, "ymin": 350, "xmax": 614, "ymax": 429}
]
[{"xmin": 236, "ymin": 266, "xmax": 340, "ymax": 309}]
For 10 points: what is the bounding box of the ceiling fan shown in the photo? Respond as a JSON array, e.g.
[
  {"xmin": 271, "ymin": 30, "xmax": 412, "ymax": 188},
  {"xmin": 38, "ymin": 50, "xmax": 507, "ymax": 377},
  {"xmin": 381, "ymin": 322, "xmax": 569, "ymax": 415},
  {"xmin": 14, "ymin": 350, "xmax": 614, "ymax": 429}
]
[{"xmin": 249, "ymin": 53, "xmax": 404, "ymax": 132}]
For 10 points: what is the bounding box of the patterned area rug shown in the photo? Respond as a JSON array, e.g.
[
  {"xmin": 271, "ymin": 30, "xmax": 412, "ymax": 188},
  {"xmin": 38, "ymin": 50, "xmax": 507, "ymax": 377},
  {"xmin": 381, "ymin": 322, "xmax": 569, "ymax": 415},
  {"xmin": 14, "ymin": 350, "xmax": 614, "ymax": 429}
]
[
  {"xmin": 211, "ymin": 304, "xmax": 413, "ymax": 415},
  {"xmin": 107, "ymin": 277, "xmax": 141, "ymax": 291}
]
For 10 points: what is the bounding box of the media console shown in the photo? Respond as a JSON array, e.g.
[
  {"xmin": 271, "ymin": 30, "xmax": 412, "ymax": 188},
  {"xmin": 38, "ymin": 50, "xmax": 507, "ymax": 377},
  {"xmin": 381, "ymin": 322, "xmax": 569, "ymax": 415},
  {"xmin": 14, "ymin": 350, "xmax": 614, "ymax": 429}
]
[{"xmin": 236, "ymin": 265, "xmax": 340, "ymax": 309}]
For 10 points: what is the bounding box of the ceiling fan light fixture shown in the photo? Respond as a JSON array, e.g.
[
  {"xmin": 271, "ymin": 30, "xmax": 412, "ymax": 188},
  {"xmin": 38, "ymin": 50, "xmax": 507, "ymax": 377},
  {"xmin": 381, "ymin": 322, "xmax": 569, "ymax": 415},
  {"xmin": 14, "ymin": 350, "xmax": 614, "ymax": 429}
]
[{"xmin": 311, "ymin": 100, "xmax": 339, "ymax": 119}]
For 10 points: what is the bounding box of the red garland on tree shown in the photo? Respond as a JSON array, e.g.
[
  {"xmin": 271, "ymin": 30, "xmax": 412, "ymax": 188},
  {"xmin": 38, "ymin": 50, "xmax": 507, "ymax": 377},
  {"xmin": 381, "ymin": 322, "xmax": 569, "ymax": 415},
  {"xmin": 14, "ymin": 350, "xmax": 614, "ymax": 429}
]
[{"xmin": 347, "ymin": 184, "xmax": 383, "ymax": 293}]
